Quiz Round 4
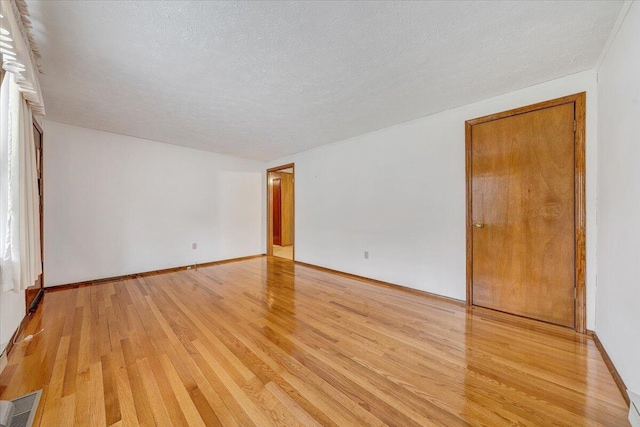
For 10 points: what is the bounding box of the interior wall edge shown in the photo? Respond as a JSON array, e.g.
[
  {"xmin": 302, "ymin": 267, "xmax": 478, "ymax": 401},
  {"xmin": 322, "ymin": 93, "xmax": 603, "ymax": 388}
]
[{"xmin": 594, "ymin": 0, "xmax": 640, "ymax": 396}]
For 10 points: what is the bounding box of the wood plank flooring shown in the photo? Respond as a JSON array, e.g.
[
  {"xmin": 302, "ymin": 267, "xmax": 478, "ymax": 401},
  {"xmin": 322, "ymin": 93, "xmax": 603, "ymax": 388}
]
[
  {"xmin": 0, "ymin": 257, "xmax": 629, "ymax": 426},
  {"xmin": 272, "ymin": 245, "xmax": 293, "ymax": 260}
]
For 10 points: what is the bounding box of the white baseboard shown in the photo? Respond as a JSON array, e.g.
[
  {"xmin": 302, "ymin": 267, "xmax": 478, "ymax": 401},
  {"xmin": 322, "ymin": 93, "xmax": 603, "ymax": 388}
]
[
  {"xmin": 629, "ymin": 390, "xmax": 640, "ymax": 427},
  {"xmin": 0, "ymin": 351, "xmax": 7, "ymax": 376}
]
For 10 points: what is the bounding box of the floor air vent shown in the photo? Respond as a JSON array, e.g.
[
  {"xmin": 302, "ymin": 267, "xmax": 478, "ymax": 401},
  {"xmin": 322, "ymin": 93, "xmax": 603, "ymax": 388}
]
[{"xmin": 0, "ymin": 390, "xmax": 42, "ymax": 427}]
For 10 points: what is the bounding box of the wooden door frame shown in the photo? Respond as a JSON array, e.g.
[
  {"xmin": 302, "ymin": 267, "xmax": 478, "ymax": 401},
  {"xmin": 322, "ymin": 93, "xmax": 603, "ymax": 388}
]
[
  {"xmin": 465, "ymin": 92, "xmax": 586, "ymax": 333},
  {"xmin": 26, "ymin": 118, "xmax": 45, "ymax": 314},
  {"xmin": 266, "ymin": 163, "xmax": 295, "ymax": 259},
  {"xmin": 272, "ymin": 177, "xmax": 282, "ymax": 246}
]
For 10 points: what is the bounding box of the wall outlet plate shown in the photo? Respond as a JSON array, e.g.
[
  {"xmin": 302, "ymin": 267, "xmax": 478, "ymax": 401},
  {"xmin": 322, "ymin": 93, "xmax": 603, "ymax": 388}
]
[
  {"xmin": 364, "ymin": 251, "xmax": 369, "ymax": 259},
  {"xmin": 192, "ymin": 243, "xmax": 197, "ymax": 250}
]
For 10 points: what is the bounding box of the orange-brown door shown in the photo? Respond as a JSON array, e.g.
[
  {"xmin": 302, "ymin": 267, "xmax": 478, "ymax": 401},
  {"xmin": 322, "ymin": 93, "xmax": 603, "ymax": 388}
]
[
  {"xmin": 469, "ymin": 102, "xmax": 576, "ymax": 327},
  {"xmin": 272, "ymin": 178, "xmax": 282, "ymax": 246}
]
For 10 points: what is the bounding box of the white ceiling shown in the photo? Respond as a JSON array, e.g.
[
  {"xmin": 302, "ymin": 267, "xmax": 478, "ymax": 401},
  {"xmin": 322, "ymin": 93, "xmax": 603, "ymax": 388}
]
[{"xmin": 27, "ymin": 1, "xmax": 623, "ymax": 161}]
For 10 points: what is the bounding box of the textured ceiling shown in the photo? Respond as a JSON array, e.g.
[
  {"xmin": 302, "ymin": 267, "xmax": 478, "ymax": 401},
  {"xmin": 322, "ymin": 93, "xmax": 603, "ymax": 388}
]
[{"xmin": 27, "ymin": 1, "xmax": 622, "ymax": 161}]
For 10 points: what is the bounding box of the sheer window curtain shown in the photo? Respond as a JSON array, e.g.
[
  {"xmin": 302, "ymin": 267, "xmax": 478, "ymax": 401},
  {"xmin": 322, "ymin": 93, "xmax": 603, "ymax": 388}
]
[{"xmin": 0, "ymin": 72, "xmax": 41, "ymax": 292}]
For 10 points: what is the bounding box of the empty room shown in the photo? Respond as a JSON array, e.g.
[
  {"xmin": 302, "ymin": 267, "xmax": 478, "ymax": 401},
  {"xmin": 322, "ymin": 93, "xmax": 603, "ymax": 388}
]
[{"xmin": 0, "ymin": 1, "xmax": 638, "ymax": 426}]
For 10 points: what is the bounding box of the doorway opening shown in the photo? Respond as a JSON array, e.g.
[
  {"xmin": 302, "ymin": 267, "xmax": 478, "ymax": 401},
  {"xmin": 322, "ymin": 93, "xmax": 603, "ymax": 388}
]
[{"xmin": 267, "ymin": 164, "xmax": 294, "ymax": 260}]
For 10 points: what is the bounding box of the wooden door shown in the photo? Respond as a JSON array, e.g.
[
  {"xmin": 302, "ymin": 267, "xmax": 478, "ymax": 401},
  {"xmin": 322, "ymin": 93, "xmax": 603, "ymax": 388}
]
[
  {"xmin": 25, "ymin": 120, "xmax": 44, "ymax": 314},
  {"xmin": 467, "ymin": 96, "xmax": 585, "ymax": 328},
  {"xmin": 272, "ymin": 178, "xmax": 282, "ymax": 246},
  {"xmin": 280, "ymin": 173, "xmax": 294, "ymax": 246}
]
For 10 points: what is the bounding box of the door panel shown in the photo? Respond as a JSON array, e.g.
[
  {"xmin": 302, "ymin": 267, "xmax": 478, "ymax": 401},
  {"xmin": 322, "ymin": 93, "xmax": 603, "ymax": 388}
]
[
  {"xmin": 280, "ymin": 173, "xmax": 294, "ymax": 246},
  {"xmin": 471, "ymin": 103, "xmax": 575, "ymax": 327},
  {"xmin": 272, "ymin": 178, "xmax": 282, "ymax": 246}
]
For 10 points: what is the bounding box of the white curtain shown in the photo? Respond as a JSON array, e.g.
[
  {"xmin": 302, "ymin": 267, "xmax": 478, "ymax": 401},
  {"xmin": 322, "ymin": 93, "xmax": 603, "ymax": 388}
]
[
  {"xmin": 0, "ymin": 72, "xmax": 41, "ymax": 292},
  {"xmin": 1, "ymin": 0, "xmax": 45, "ymax": 115}
]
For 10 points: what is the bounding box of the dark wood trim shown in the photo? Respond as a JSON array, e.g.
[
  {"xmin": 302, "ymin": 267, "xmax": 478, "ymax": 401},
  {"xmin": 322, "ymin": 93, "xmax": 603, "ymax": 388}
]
[
  {"xmin": 267, "ymin": 173, "xmax": 272, "ymax": 256},
  {"xmin": 465, "ymin": 92, "xmax": 587, "ymax": 333},
  {"xmin": 32, "ymin": 116, "xmax": 43, "ymax": 134},
  {"xmin": 588, "ymin": 330, "xmax": 630, "ymax": 406},
  {"xmin": 266, "ymin": 163, "xmax": 295, "ymax": 173},
  {"xmin": 45, "ymin": 254, "xmax": 265, "ymax": 292},
  {"xmin": 573, "ymin": 93, "xmax": 587, "ymax": 333},
  {"xmin": 266, "ymin": 163, "xmax": 295, "ymax": 259},
  {"xmin": 26, "ymin": 118, "xmax": 45, "ymax": 313},
  {"xmin": 27, "ymin": 289, "xmax": 44, "ymax": 315},
  {"xmin": 465, "ymin": 121, "xmax": 473, "ymax": 305},
  {"xmin": 294, "ymin": 260, "xmax": 466, "ymax": 307},
  {"xmin": 466, "ymin": 93, "xmax": 587, "ymax": 126}
]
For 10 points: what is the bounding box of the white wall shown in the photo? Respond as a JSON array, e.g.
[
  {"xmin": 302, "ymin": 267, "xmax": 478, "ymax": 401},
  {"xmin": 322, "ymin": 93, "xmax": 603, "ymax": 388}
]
[
  {"xmin": 270, "ymin": 70, "xmax": 599, "ymax": 329},
  {"xmin": 596, "ymin": 1, "xmax": 640, "ymax": 395},
  {"xmin": 0, "ymin": 290, "xmax": 24, "ymax": 352},
  {"xmin": 43, "ymin": 121, "xmax": 264, "ymax": 286}
]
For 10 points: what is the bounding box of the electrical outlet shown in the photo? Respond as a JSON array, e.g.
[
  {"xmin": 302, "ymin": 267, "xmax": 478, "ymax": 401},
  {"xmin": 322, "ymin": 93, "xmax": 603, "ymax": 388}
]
[
  {"xmin": 192, "ymin": 243, "xmax": 197, "ymax": 250},
  {"xmin": 364, "ymin": 251, "xmax": 369, "ymax": 259}
]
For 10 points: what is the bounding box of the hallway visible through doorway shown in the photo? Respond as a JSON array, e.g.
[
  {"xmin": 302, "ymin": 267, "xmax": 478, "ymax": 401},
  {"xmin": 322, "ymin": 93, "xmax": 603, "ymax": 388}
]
[{"xmin": 267, "ymin": 164, "xmax": 294, "ymax": 260}]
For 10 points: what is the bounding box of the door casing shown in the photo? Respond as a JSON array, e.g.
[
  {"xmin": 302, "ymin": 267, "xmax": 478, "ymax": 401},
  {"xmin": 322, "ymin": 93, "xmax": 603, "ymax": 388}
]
[
  {"xmin": 465, "ymin": 93, "xmax": 586, "ymax": 333},
  {"xmin": 266, "ymin": 163, "xmax": 295, "ymax": 258},
  {"xmin": 25, "ymin": 119, "xmax": 44, "ymax": 314},
  {"xmin": 272, "ymin": 178, "xmax": 282, "ymax": 246}
]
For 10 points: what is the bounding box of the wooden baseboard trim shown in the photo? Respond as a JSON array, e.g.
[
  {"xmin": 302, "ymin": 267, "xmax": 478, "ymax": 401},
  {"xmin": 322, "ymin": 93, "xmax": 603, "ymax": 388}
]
[
  {"xmin": 588, "ymin": 330, "xmax": 630, "ymax": 406},
  {"xmin": 293, "ymin": 260, "xmax": 465, "ymax": 307},
  {"xmin": 46, "ymin": 254, "xmax": 266, "ymax": 292}
]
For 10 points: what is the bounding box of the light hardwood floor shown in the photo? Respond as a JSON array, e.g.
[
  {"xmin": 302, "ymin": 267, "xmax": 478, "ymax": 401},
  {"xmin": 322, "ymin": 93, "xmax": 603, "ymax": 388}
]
[
  {"xmin": 272, "ymin": 245, "xmax": 293, "ymax": 260},
  {"xmin": 0, "ymin": 257, "xmax": 628, "ymax": 426}
]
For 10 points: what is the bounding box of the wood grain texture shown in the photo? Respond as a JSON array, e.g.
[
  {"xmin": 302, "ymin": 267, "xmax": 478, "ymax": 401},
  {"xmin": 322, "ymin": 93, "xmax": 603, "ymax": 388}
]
[
  {"xmin": 279, "ymin": 172, "xmax": 294, "ymax": 247},
  {"xmin": 0, "ymin": 257, "xmax": 627, "ymax": 426},
  {"xmin": 472, "ymin": 102, "xmax": 576, "ymax": 327},
  {"xmin": 270, "ymin": 172, "xmax": 294, "ymax": 247},
  {"xmin": 272, "ymin": 177, "xmax": 282, "ymax": 246},
  {"xmin": 465, "ymin": 93, "xmax": 586, "ymax": 333},
  {"xmin": 573, "ymin": 93, "xmax": 587, "ymax": 333},
  {"xmin": 466, "ymin": 121, "xmax": 474, "ymax": 305}
]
